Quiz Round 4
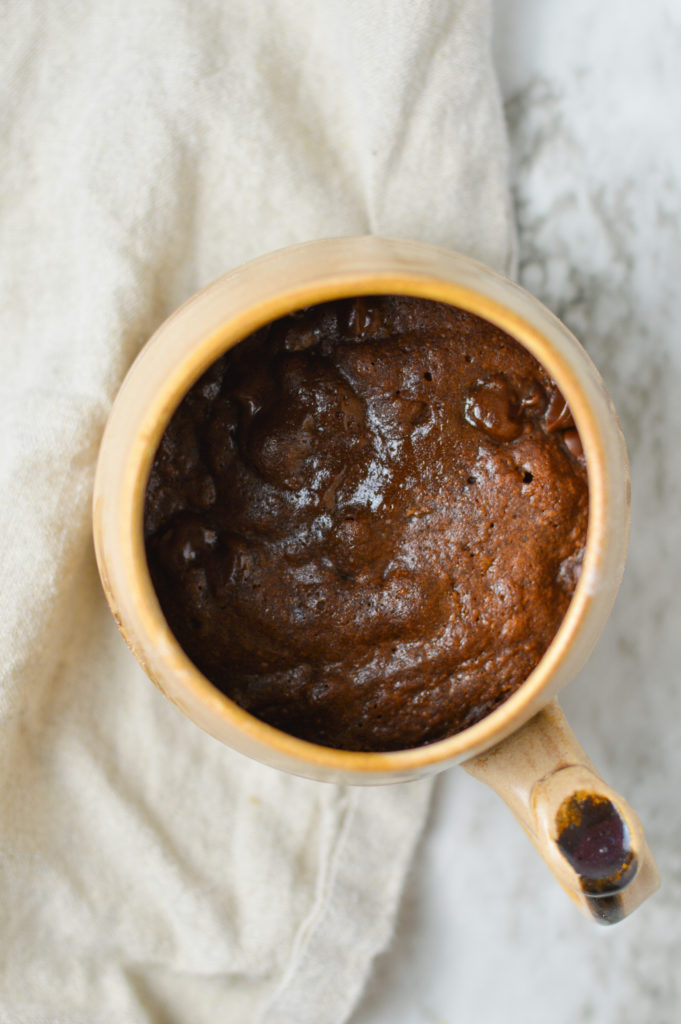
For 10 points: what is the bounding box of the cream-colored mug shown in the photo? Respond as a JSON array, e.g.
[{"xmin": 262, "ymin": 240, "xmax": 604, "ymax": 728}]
[{"xmin": 92, "ymin": 236, "xmax": 659, "ymax": 924}]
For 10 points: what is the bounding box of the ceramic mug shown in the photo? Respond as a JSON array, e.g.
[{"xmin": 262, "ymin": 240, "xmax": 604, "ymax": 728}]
[{"xmin": 92, "ymin": 236, "xmax": 659, "ymax": 924}]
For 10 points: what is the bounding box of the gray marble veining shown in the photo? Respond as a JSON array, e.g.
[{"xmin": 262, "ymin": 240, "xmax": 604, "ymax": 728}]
[{"xmin": 354, "ymin": 1, "xmax": 681, "ymax": 1021}]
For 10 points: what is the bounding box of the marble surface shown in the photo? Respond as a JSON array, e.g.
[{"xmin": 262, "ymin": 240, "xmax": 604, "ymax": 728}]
[{"xmin": 352, "ymin": 1, "xmax": 681, "ymax": 1022}]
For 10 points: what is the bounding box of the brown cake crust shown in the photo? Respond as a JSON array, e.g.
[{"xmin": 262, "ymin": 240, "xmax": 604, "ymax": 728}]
[{"xmin": 144, "ymin": 296, "xmax": 588, "ymax": 751}]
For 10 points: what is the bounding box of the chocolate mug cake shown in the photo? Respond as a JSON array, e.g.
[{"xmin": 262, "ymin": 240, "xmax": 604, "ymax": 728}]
[
  {"xmin": 94, "ymin": 238, "xmax": 658, "ymax": 924},
  {"xmin": 144, "ymin": 296, "xmax": 588, "ymax": 752}
]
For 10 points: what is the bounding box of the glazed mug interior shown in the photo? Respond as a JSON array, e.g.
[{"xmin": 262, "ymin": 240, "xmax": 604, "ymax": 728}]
[{"xmin": 93, "ymin": 237, "xmax": 659, "ymax": 922}]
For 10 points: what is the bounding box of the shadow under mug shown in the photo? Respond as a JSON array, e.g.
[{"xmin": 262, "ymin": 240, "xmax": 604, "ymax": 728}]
[{"xmin": 93, "ymin": 236, "xmax": 659, "ymax": 924}]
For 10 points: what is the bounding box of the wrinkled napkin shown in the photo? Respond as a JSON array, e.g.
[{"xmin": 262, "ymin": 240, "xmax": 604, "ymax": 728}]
[{"xmin": 0, "ymin": 1, "xmax": 514, "ymax": 1020}]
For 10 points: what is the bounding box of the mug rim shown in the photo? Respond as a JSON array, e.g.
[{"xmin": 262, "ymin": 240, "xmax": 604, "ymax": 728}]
[{"xmin": 93, "ymin": 236, "xmax": 629, "ymax": 780}]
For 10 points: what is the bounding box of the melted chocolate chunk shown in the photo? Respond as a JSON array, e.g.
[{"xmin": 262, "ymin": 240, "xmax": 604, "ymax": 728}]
[{"xmin": 144, "ymin": 297, "xmax": 588, "ymax": 751}]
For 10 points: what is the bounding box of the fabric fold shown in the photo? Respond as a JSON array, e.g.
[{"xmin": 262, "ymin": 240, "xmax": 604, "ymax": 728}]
[{"xmin": 0, "ymin": 0, "xmax": 513, "ymax": 1019}]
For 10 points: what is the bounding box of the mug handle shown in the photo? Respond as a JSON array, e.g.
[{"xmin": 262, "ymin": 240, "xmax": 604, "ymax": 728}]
[{"xmin": 464, "ymin": 700, "xmax": 660, "ymax": 924}]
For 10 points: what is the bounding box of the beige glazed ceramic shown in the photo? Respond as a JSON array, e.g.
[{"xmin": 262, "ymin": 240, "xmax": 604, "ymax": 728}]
[{"xmin": 93, "ymin": 236, "xmax": 659, "ymax": 924}]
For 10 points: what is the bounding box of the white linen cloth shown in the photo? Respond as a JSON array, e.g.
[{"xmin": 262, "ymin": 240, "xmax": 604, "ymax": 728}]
[{"xmin": 0, "ymin": 1, "xmax": 514, "ymax": 1020}]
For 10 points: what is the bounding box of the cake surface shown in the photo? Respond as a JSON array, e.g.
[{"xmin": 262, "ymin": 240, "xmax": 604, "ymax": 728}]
[{"xmin": 144, "ymin": 296, "xmax": 588, "ymax": 751}]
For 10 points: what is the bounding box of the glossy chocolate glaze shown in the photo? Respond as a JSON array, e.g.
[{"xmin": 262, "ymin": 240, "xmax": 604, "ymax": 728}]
[{"xmin": 144, "ymin": 296, "xmax": 588, "ymax": 751}]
